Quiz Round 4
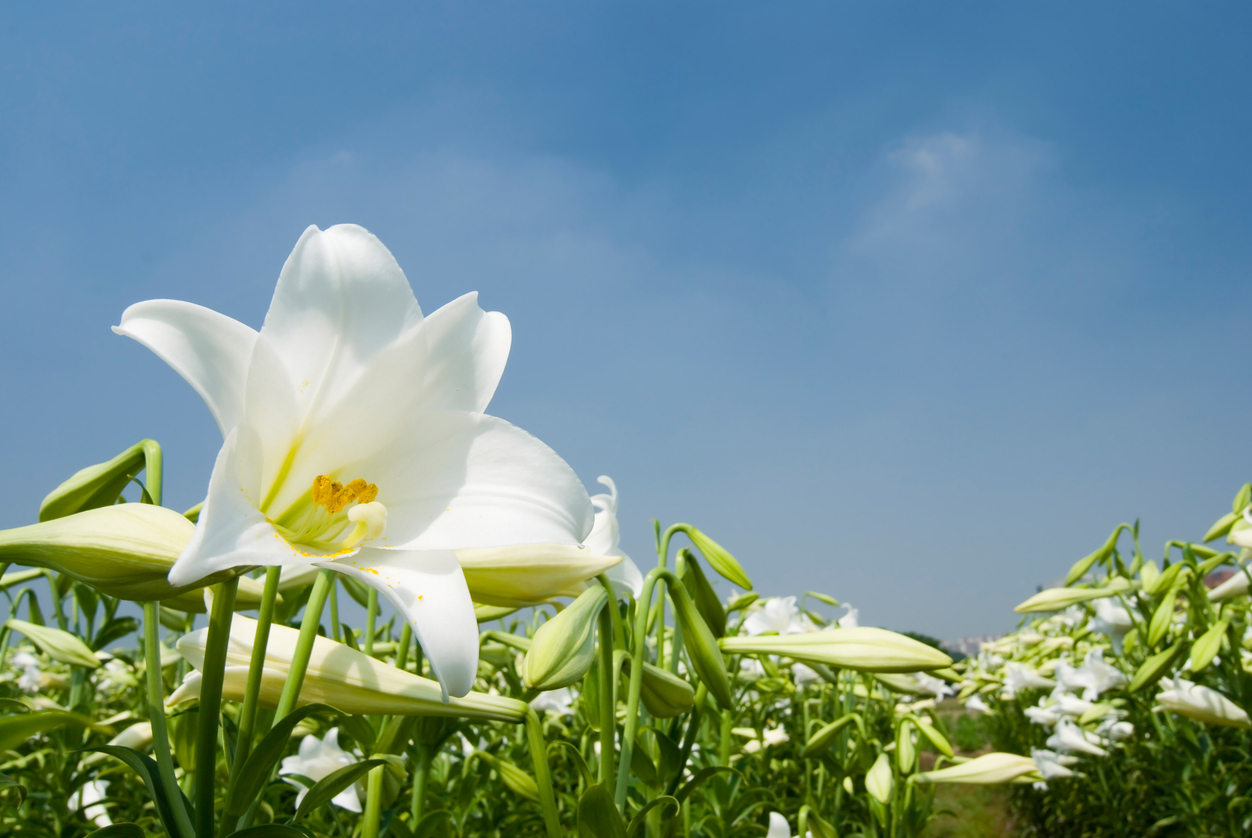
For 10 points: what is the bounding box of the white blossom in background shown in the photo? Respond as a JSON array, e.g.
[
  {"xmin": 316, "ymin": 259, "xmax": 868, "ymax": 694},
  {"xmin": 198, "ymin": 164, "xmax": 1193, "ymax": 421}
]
[
  {"xmin": 69, "ymin": 780, "xmax": 111, "ymax": 828},
  {"xmin": 1031, "ymin": 747, "xmax": 1079, "ymax": 780},
  {"xmin": 1046, "ymin": 719, "xmax": 1108, "ymax": 757},
  {"xmin": 530, "ymin": 687, "xmax": 575, "ymax": 716},
  {"xmin": 1055, "ymin": 648, "xmax": 1127, "ymax": 701},
  {"xmin": 1154, "ymin": 678, "xmax": 1252, "ymax": 728},
  {"xmin": 792, "ymin": 663, "xmax": 821, "ymax": 687},
  {"xmin": 1087, "ymin": 599, "xmax": 1134, "ymax": 654},
  {"xmin": 585, "ymin": 476, "xmax": 643, "ymax": 598},
  {"xmin": 915, "ymin": 672, "xmax": 955, "ymax": 700},
  {"xmin": 837, "ymin": 603, "xmax": 858, "ymax": 629},
  {"xmin": 11, "ymin": 652, "xmax": 43, "ymax": 693},
  {"xmin": 279, "ymin": 728, "xmax": 362, "ymax": 812},
  {"xmin": 740, "ymin": 726, "xmax": 790, "ymax": 754},
  {"xmin": 1003, "ymin": 663, "xmax": 1055, "ymax": 698},
  {"xmin": 744, "ymin": 597, "xmax": 810, "ymax": 636},
  {"xmin": 1025, "ymin": 700, "xmax": 1063, "ymax": 728},
  {"xmin": 1053, "ymin": 693, "xmax": 1097, "ymax": 718},
  {"xmin": 1096, "ymin": 717, "xmax": 1134, "ymax": 741},
  {"xmin": 965, "ymin": 694, "xmax": 993, "ymax": 714}
]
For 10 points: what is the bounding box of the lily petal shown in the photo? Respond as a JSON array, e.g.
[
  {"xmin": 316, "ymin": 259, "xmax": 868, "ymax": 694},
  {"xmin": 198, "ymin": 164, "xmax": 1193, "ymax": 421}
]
[
  {"xmin": 169, "ymin": 426, "xmax": 291, "ymax": 586},
  {"xmin": 261, "ymin": 224, "xmax": 423, "ymax": 418},
  {"xmin": 113, "ymin": 300, "xmax": 258, "ymax": 436},
  {"xmin": 418, "ymin": 291, "xmax": 511, "ymax": 413},
  {"xmin": 322, "ymin": 548, "xmax": 479, "ymax": 700}
]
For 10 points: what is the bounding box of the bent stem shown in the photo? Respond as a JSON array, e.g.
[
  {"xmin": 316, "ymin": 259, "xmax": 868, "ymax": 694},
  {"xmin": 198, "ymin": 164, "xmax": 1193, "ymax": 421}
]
[
  {"xmin": 526, "ymin": 709, "xmax": 562, "ymax": 838},
  {"xmin": 596, "ymin": 575, "xmax": 617, "ymax": 785},
  {"xmin": 143, "ymin": 600, "xmax": 195, "ymax": 838},
  {"xmin": 196, "ymin": 576, "xmax": 239, "ymax": 838}
]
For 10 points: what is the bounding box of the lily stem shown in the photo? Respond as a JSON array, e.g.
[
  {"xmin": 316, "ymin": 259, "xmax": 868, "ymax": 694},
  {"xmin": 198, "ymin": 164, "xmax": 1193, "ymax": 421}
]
[
  {"xmin": 273, "ymin": 568, "xmax": 334, "ymax": 722},
  {"xmin": 596, "ymin": 574, "xmax": 617, "ymax": 786},
  {"xmin": 195, "ymin": 576, "xmax": 239, "ymax": 838},
  {"xmin": 143, "ymin": 600, "xmax": 195, "ymax": 838},
  {"xmin": 526, "ymin": 709, "xmax": 562, "ymax": 838},
  {"xmin": 361, "ymin": 764, "xmax": 385, "ymax": 838},
  {"xmin": 411, "ymin": 743, "xmax": 430, "ymax": 824},
  {"xmin": 365, "ymin": 587, "xmax": 378, "ymax": 656},
  {"xmin": 219, "ymin": 565, "xmax": 281, "ymax": 838}
]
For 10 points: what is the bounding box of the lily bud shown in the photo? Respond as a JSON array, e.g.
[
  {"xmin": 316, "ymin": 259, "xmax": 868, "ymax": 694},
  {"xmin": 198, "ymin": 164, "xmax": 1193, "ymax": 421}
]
[
  {"xmin": 619, "ymin": 652, "xmax": 696, "ymax": 718},
  {"xmin": 455, "ymin": 545, "xmax": 621, "ymax": 608},
  {"xmin": 1146, "ymin": 589, "xmax": 1178, "ymax": 647},
  {"xmin": 523, "ymin": 586, "xmax": 607, "ymax": 690},
  {"xmin": 675, "ymin": 525, "xmax": 753, "ymax": 590},
  {"xmin": 0, "ymin": 504, "xmax": 211, "ymax": 600},
  {"xmin": 38, "ymin": 440, "xmax": 160, "ymax": 522},
  {"xmin": 913, "ymin": 753, "xmax": 1042, "ymax": 785},
  {"xmin": 679, "ymin": 549, "xmax": 727, "ymax": 638},
  {"xmin": 721, "ymin": 627, "xmax": 952, "ymax": 673},
  {"xmin": 1154, "ymin": 678, "xmax": 1252, "ymax": 729},
  {"xmin": 1065, "ymin": 525, "xmax": 1128, "ymax": 586},
  {"xmin": 865, "ymin": 753, "xmax": 893, "ymax": 803},
  {"xmin": 174, "ymin": 614, "xmax": 527, "ymax": 720},
  {"xmin": 668, "ymin": 579, "xmax": 734, "ymax": 710},
  {"xmin": 5, "ymin": 619, "xmax": 100, "ymax": 669},
  {"xmin": 801, "ymin": 714, "xmax": 859, "ymax": 757},
  {"xmin": 1127, "ymin": 640, "xmax": 1186, "ymax": 693},
  {"xmin": 895, "ymin": 720, "xmax": 916, "ymax": 773},
  {"xmin": 1015, "ymin": 577, "xmax": 1131, "ymax": 614},
  {"xmin": 1208, "ymin": 571, "xmax": 1249, "ymax": 602},
  {"xmin": 1188, "ymin": 620, "xmax": 1229, "ymax": 673},
  {"xmin": 911, "ymin": 715, "xmax": 955, "ymax": 758}
]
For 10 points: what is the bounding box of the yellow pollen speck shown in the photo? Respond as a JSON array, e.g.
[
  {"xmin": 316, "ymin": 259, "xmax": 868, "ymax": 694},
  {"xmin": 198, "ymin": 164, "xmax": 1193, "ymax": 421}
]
[{"xmin": 418, "ymin": 595, "xmax": 423, "ymax": 600}]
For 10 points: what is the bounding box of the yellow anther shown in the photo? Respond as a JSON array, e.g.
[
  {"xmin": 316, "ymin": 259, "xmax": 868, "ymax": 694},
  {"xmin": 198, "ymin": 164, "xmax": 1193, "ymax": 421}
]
[
  {"xmin": 311, "ymin": 475, "xmax": 335, "ymax": 507},
  {"xmin": 310, "ymin": 474, "xmax": 379, "ymax": 513}
]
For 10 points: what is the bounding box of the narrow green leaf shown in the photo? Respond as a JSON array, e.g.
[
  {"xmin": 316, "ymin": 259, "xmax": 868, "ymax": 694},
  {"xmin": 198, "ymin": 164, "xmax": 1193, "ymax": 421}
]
[
  {"xmin": 294, "ymin": 759, "xmax": 388, "ymax": 821},
  {"xmin": 0, "ymin": 710, "xmax": 103, "ymax": 751},
  {"xmin": 549, "ymin": 740, "xmax": 594, "ymax": 787},
  {"xmin": 578, "ymin": 783, "xmax": 627, "ymax": 838},
  {"xmin": 0, "ymin": 769, "xmax": 28, "ymax": 805},
  {"xmin": 86, "ymin": 825, "xmax": 144, "ymax": 838},
  {"xmin": 224, "ymin": 826, "xmax": 316, "ymax": 838},
  {"xmin": 85, "ymin": 745, "xmax": 192, "ymax": 838},
  {"xmin": 224, "ymin": 703, "xmax": 341, "ymax": 816},
  {"xmin": 675, "ymin": 766, "xmax": 741, "ymax": 803},
  {"xmin": 627, "ymin": 796, "xmax": 680, "ymax": 838}
]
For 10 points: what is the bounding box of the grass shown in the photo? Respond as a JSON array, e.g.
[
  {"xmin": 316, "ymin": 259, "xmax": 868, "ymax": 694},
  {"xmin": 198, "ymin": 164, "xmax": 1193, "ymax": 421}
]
[{"xmin": 920, "ymin": 784, "xmax": 1017, "ymax": 838}]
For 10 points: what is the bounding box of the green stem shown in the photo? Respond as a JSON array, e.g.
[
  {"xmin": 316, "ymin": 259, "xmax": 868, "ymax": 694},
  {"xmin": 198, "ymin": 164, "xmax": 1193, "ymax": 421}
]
[
  {"xmin": 196, "ymin": 577, "xmax": 239, "ymax": 838},
  {"xmin": 411, "ymin": 744, "xmax": 431, "ymax": 823},
  {"xmin": 362, "ymin": 764, "xmax": 384, "ymax": 838},
  {"xmin": 526, "ymin": 709, "xmax": 562, "ymax": 838},
  {"xmin": 665, "ymin": 684, "xmax": 706, "ymax": 797},
  {"xmin": 143, "ymin": 600, "xmax": 195, "ymax": 838},
  {"xmin": 328, "ymin": 580, "xmax": 341, "ymax": 643},
  {"xmin": 219, "ymin": 566, "xmax": 281, "ymax": 837},
  {"xmin": 596, "ymin": 576, "xmax": 617, "ymax": 786},
  {"xmin": 273, "ymin": 569, "xmax": 334, "ymax": 722},
  {"xmin": 365, "ymin": 587, "xmax": 378, "ymax": 657},
  {"xmin": 397, "ymin": 622, "xmax": 412, "ymax": 671}
]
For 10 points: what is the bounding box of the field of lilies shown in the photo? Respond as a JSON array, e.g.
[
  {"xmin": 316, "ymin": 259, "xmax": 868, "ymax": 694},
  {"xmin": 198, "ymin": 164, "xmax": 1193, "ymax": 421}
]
[{"xmin": 0, "ymin": 224, "xmax": 1246, "ymax": 838}]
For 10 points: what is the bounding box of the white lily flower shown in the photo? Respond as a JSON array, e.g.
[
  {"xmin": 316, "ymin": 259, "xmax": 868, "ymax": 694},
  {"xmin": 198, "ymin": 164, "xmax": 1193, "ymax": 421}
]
[
  {"xmin": 1031, "ymin": 747, "xmax": 1078, "ymax": 780},
  {"xmin": 1095, "ymin": 717, "xmax": 1134, "ymax": 740},
  {"xmin": 1003, "ymin": 663, "xmax": 1055, "ymax": 697},
  {"xmin": 116, "ymin": 224, "xmax": 594, "ymax": 699},
  {"xmin": 766, "ymin": 812, "xmax": 792, "ymax": 838},
  {"xmin": 744, "ymin": 597, "xmax": 811, "ymax": 636},
  {"xmin": 279, "ymin": 728, "xmax": 362, "ymax": 812},
  {"xmin": 1055, "ymin": 648, "xmax": 1127, "ymax": 701},
  {"xmin": 792, "ymin": 662, "xmax": 821, "ymax": 686},
  {"xmin": 1154, "ymin": 678, "xmax": 1252, "ymax": 729},
  {"xmin": 1046, "ymin": 719, "xmax": 1108, "ymax": 757},
  {"xmin": 1054, "ymin": 692, "xmax": 1097, "ymax": 718},
  {"xmin": 69, "ymin": 779, "xmax": 111, "ymax": 828},
  {"xmin": 965, "ymin": 694, "xmax": 992, "ymax": 714},
  {"xmin": 11, "ymin": 652, "xmax": 43, "ymax": 693},
  {"xmin": 1087, "ymin": 599, "xmax": 1134, "ymax": 654},
  {"xmin": 529, "ymin": 687, "xmax": 575, "ymax": 716},
  {"xmin": 837, "ymin": 604, "xmax": 858, "ymax": 629},
  {"xmin": 1024, "ymin": 699, "xmax": 1063, "ymax": 728},
  {"xmin": 915, "ymin": 672, "xmax": 956, "ymax": 700},
  {"xmin": 585, "ymin": 476, "xmax": 642, "ymax": 598}
]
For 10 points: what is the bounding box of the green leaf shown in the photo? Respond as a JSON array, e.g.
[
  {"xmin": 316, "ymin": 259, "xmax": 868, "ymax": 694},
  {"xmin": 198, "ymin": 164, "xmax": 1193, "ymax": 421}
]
[
  {"xmin": 0, "ymin": 769, "xmax": 28, "ymax": 805},
  {"xmin": 5, "ymin": 618, "xmax": 100, "ymax": 668},
  {"xmin": 294, "ymin": 759, "xmax": 389, "ymax": 821},
  {"xmin": 577, "ymin": 783, "xmax": 627, "ymax": 838},
  {"xmin": 412, "ymin": 810, "xmax": 453, "ymax": 838},
  {"xmin": 549, "ymin": 740, "xmax": 594, "ymax": 787},
  {"xmin": 225, "ymin": 703, "xmax": 341, "ymax": 816},
  {"xmin": 86, "ymin": 825, "xmax": 145, "ymax": 838},
  {"xmin": 338, "ymin": 712, "xmax": 379, "ymax": 753},
  {"xmin": 339, "ymin": 575, "xmax": 371, "ymax": 608},
  {"xmin": 627, "ymin": 796, "xmax": 680, "ymax": 838},
  {"xmin": 801, "ymin": 714, "xmax": 859, "ymax": 757},
  {"xmin": 85, "ymin": 745, "xmax": 193, "ymax": 838},
  {"xmin": 652, "ymin": 729, "xmax": 684, "ymax": 784},
  {"xmin": 0, "ymin": 710, "xmax": 102, "ymax": 751},
  {"xmin": 92, "ymin": 616, "xmax": 139, "ymax": 651},
  {"xmin": 675, "ymin": 766, "xmax": 741, "ymax": 803}
]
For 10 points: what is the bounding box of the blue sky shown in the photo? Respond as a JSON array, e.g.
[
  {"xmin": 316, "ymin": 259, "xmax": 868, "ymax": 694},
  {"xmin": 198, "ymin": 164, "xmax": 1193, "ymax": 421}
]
[{"xmin": 2, "ymin": 3, "xmax": 1250, "ymax": 639}]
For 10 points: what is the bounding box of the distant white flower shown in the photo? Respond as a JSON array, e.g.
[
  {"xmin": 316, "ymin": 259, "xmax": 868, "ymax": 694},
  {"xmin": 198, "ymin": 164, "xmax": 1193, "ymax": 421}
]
[
  {"xmin": 965, "ymin": 694, "xmax": 992, "ymax": 714},
  {"xmin": 1003, "ymin": 663, "xmax": 1055, "ymax": 698},
  {"xmin": 766, "ymin": 812, "xmax": 792, "ymax": 838},
  {"xmin": 280, "ymin": 728, "xmax": 362, "ymax": 812},
  {"xmin": 1046, "ymin": 719, "xmax": 1107, "ymax": 757},
  {"xmin": 792, "ymin": 663, "xmax": 821, "ymax": 687},
  {"xmin": 1058, "ymin": 606, "xmax": 1087, "ymax": 628},
  {"xmin": 1024, "ymin": 699, "xmax": 1063, "ymax": 728},
  {"xmin": 1055, "ymin": 648, "xmax": 1127, "ymax": 701},
  {"xmin": 1087, "ymin": 599, "xmax": 1134, "ymax": 654},
  {"xmin": 1095, "ymin": 717, "xmax": 1134, "ymax": 741},
  {"xmin": 12, "ymin": 652, "xmax": 43, "ymax": 693},
  {"xmin": 1054, "ymin": 692, "xmax": 1096, "ymax": 718},
  {"xmin": 837, "ymin": 604, "xmax": 858, "ymax": 629},
  {"xmin": 586, "ymin": 476, "xmax": 643, "ymax": 598},
  {"xmin": 740, "ymin": 658, "xmax": 767, "ymax": 678},
  {"xmin": 70, "ymin": 780, "xmax": 111, "ymax": 828},
  {"xmin": 530, "ymin": 687, "xmax": 575, "ymax": 716},
  {"xmin": 1031, "ymin": 747, "xmax": 1079, "ymax": 781},
  {"xmin": 744, "ymin": 598, "xmax": 809, "ymax": 636},
  {"xmin": 1154, "ymin": 678, "xmax": 1252, "ymax": 729},
  {"xmin": 915, "ymin": 672, "xmax": 955, "ymax": 700}
]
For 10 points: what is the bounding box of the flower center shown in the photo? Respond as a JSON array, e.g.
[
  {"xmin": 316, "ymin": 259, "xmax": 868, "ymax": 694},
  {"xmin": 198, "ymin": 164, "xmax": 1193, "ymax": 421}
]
[{"xmin": 273, "ymin": 474, "xmax": 387, "ymax": 556}]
